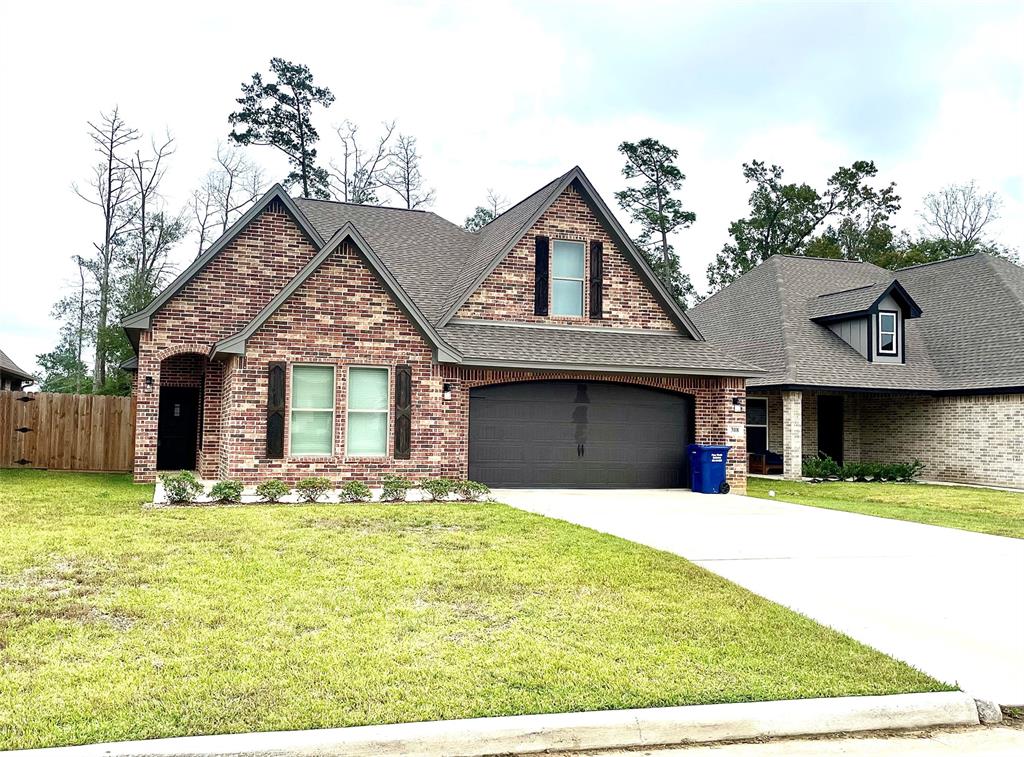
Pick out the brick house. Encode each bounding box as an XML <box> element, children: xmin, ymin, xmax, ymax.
<box><xmin>123</xmin><ymin>167</ymin><xmax>760</xmax><ymax>491</ymax></box>
<box><xmin>690</xmin><ymin>254</ymin><xmax>1024</xmax><ymax>488</ymax></box>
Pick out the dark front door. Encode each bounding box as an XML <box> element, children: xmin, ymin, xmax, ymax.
<box><xmin>468</xmin><ymin>381</ymin><xmax>694</xmax><ymax>488</ymax></box>
<box><xmin>157</xmin><ymin>387</ymin><xmax>199</xmax><ymax>471</ymax></box>
<box><xmin>817</xmin><ymin>395</ymin><xmax>844</xmax><ymax>464</ymax></box>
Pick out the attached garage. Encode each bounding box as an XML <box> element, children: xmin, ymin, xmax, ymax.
<box><xmin>468</xmin><ymin>380</ymin><xmax>694</xmax><ymax>488</ymax></box>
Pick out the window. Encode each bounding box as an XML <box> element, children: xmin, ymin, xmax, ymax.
<box><xmin>878</xmin><ymin>311</ymin><xmax>898</xmax><ymax>354</ymax></box>
<box><xmin>551</xmin><ymin>240</ymin><xmax>585</xmax><ymax>316</ymax></box>
<box><xmin>290</xmin><ymin>365</ymin><xmax>335</xmax><ymax>455</ymax></box>
<box><xmin>745</xmin><ymin>397</ymin><xmax>768</xmax><ymax>455</ymax></box>
<box><xmin>347</xmin><ymin>367</ymin><xmax>389</xmax><ymax>456</ymax></box>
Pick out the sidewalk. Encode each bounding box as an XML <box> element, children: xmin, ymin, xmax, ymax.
<box><xmin>555</xmin><ymin>726</ymin><xmax>1024</xmax><ymax>756</ymax></box>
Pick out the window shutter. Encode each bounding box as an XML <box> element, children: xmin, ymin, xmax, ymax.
<box><xmin>589</xmin><ymin>240</ymin><xmax>603</xmax><ymax>319</ymax></box>
<box><xmin>394</xmin><ymin>364</ymin><xmax>412</xmax><ymax>460</ymax></box>
<box><xmin>534</xmin><ymin>235</ymin><xmax>550</xmax><ymax>316</ymax></box>
<box><xmin>266</xmin><ymin>362</ymin><xmax>286</xmax><ymax>459</ymax></box>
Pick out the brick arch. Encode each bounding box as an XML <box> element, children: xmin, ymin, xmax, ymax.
<box><xmin>156</xmin><ymin>344</ymin><xmax>210</xmax><ymax>362</ymax></box>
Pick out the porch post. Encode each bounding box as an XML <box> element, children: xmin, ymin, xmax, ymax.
<box><xmin>782</xmin><ymin>390</ymin><xmax>803</xmax><ymax>480</ymax></box>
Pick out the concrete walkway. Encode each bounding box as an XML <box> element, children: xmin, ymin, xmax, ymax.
<box><xmin>554</xmin><ymin>727</ymin><xmax>1024</xmax><ymax>756</ymax></box>
<box><xmin>494</xmin><ymin>488</ymin><xmax>1024</xmax><ymax>704</ymax></box>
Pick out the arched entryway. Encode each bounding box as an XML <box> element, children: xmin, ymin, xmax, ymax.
<box><xmin>468</xmin><ymin>380</ymin><xmax>695</xmax><ymax>488</ymax></box>
<box><xmin>156</xmin><ymin>352</ymin><xmax>205</xmax><ymax>471</ymax></box>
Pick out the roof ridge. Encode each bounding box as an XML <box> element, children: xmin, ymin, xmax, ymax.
<box><xmin>775</xmin><ymin>254</ymin><xmax>866</xmax><ymax>263</ymax></box>
<box><xmin>815</xmin><ymin>282</ymin><xmax>878</xmax><ymax>298</ymax></box>
<box><xmin>772</xmin><ymin>257</ymin><xmax>798</xmax><ymax>384</ymax></box>
<box><xmin>895</xmin><ymin>252</ymin><xmax>979</xmax><ymax>271</ymax></box>
<box><xmin>981</xmin><ymin>253</ymin><xmax>1024</xmax><ymax>309</ymax></box>
<box><xmin>295</xmin><ymin>197</ymin><xmax>430</xmax><ymax>214</ymax></box>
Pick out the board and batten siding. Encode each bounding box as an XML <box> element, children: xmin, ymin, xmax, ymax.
<box><xmin>827</xmin><ymin>317</ymin><xmax>869</xmax><ymax>358</ymax></box>
<box><xmin>0</xmin><ymin>391</ymin><xmax>135</xmax><ymax>472</ymax></box>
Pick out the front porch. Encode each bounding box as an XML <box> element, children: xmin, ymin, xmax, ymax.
<box><xmin>745</xmin><ymin>388</ymin><xmax>1024</xmax><ymax>488</ymax></box>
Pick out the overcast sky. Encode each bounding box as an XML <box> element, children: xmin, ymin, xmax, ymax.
<box><xmin>1</xmin><ymin>0</ymin><xmax>1021</xmax><ymax>376</ymax></box>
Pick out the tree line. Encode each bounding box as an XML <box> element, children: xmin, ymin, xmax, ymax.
<box><xmin>37</xmin><ymin>57</ymin><xmax>1017</xmax><ymax>394</ymax></box>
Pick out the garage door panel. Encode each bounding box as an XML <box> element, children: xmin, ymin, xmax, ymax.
<box><xmin>469</xmin><ymin>381</ymin><xmax>693</xmax><ymax>488</ymax></box>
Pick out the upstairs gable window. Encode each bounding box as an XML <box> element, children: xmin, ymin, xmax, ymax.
<box><xmin>878</xmin><ymin>311</ymin><xmax>898</xmax><ymax>355</ymax></box>
<box><xmin>551</xmin><ymin>240</ymin><xmax>585</xmax><ymax>316</ymax></box>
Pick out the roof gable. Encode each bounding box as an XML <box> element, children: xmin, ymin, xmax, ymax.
<box><xmin>210</xmin><ymin>224</ymin><xmax>459</xmax><ymax>362</ymax></box>
<box><xmin>0</xmin><ymin>348</ymin><xmax>34</xmax><ymax>382</ymax></box>
<box><xmin>122</xmin><ymin>185</ymin><xmax>323</xmax><ymax>332</ymax></box>
<box><xmin>809</xmin><ymin>279</ymin><xmax>922</xmax><ymax>323</ymax></box>
<box><xmin>437</xmin><ymin>167</ymin><xmax>704</xmax><ymax>339</ymax></box>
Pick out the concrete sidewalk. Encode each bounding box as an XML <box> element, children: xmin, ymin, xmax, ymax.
<box><xmin>556</xmin><ymin>726</ymin><xmax>1024</xmax><ymax>756</ymax></box>
<box><xmin>495</xmin><ymin>488</ymin><xmax>1024</xmax><ymax>704</ymax></box>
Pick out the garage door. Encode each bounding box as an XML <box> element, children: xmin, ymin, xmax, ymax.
<box><xmin>468</xmin><ymin>381</ymin><xmax>694</xmax><ymax>488</ymax></box>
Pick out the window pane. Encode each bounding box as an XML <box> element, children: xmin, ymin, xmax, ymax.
<box><xmin>348</xmin><ymin>412</ymin><xmax>387</xmax><ymax>455</ymax></box>
<box><xmin>746</xmin><ymin>399</ymin><xmax>767</xmax><ymax>426</ymax></box>
<box><xmin>552</xmin><ymin>279</ymin><xmax>583</xmax><ymax>315</ymax></box>
<box><xmin>880</xmin><ymin>333</ymin><xmax>896</xmax><ymax>352</ymax></box>
<box><xmin>290</xmin><ymin>410</ymin><xmax>332</xmax><ymax>455</ymax></box>
<box><xmin>747</xmin><ymin>426</ymin><xmax>768</xmax><ymax>455</ymax></box>
<box><xmin>292</xmin><ymin>365</ymin><xmax>334</xmax><ymax>409</ymax></box>
<box><xmin>349</xmin><ymin>368</ymin><xmax>388</xmax><ymax>410</ymax></box>
<box><xmin>552</xmin><ymin>241</ymin><xmax>584</xmax><ymax>278</ymax></box>
<box><xmin>880</xmin><ymin>313</ymin><xmax>896</xmax><ymax>334</ymax></box>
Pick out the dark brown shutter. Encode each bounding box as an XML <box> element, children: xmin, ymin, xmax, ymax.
<box><xmin>394</xmin><ymin>364</ymin><xmax>412</xmax><ymax>459</ymax></box>
<box><xmin>589</xmin><ymin>240</ymin><xmax>603</xmax><ymax>319</ymax></box>
<box><xmin>534</xmin><ymin>235</ymin><xmax>550</xmax><ymax>316</ymax></box>
<box><xmin>266</xmin><ymin>362</ymin><xmax>286</xmax><ymax>458</ymax></box>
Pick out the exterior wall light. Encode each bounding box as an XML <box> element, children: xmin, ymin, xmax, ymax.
<box><xmin>442</xmin><ymin>383</ymin><xmax>453</xmax><ymax>401</ymax></box>
<box><xmin>144</xmin><ymin>376</ymin><xmax>154</xmax><ymax>394</ymax></box>
<box><xmin>731</xmin><ymin>396</ymin><xmax>744</xmax><ymax>413</ymax></box>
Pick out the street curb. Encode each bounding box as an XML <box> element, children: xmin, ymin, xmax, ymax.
<box><xmin>4</xmin><ymin>692</ymin><xmax>980</xmax><ymax>757</ymax></box>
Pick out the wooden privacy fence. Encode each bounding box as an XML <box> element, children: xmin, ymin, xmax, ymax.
<box><xmin>0</xmin><ymin>391</ymin><xmax>135</xmax><ymax>472</ymax></box>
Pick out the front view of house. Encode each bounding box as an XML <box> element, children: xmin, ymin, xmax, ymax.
<box><xmin>123</xmin><ymin>168</ymin><xmax>759</xmax><ymax>492</ymax></box>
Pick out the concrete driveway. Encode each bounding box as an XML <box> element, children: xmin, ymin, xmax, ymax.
<box><xmin>493</xmin><ymin>488</ymin><xmax>1024</xmax><ymax>705</ymax></box>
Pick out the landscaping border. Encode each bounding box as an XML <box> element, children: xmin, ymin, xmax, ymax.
<box><xmin>5</xmin><ymin>692</ymin><xmax>981</xmax><ymax>757</ymax></box>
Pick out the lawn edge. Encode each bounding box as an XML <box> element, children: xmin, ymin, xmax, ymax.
<box><xmin>5</xmin><ymin>692</ymin><xmax>980</xmax><ymax>757</ymax></box>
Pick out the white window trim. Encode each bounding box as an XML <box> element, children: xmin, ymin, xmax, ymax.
<box><xmin>346</xmin><ymin>365</ymin><xmax>391</xmax><ymax>458</ymax></box>
<box><xmin>551</xmin><ymin>239</ymin><xmax>586</xmax><ymax>317</ymax></box>
<box><xmin>745</xmin><ymin>397</ymin><xmax>768</xmax><ymax>450</ymax></box>
<box><xmin>288</xmin><ymin>363</ymin><xmax>336</xmax><ymax>457</ymax></box>
<box><xmin>877</xmin><ymin>311</ymin><xmax>899</xmax><ymax>355</ymax></box>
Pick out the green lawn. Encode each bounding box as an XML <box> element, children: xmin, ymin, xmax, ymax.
<box><xmin>1</xmin><ymin>471</ymin><xmax>946</xmax><ymax>749</ymax></box>
<box><xmin>748</xmin><ymin>476</ymin><xmax>1024</xmax><ymax>539</ymax></box>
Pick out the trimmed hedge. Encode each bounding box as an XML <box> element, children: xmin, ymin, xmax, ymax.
<box><xmin>802</xmin><ymin>456</ymin><xmax>924</xmax><ymax>482</ymax></box>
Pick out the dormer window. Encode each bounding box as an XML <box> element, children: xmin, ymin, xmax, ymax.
<box><xmin>878</xmin><ymin>311</ymin><xmax>898</xmax><ymax>355</ymax></box>
<box><xmin>551</xmin><ymin>240</ymin><xmax>585</xmax><ymax>316</ymax></box>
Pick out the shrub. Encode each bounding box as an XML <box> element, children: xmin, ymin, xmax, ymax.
<box><xmin>380</xmin><ymin>474</ymin><xmax>413</xmax><ymax>502</ymax></box>
<box><xmin>255</xmin><ymin>478</ymin><xmax>289</xmax><ymax>503</ymax></box>
<box><xmin>296</xmin><ymin>477</ymin><xmax>332</xmax><ymax>503</ymax></box>
<box><xmin>454</xmin><ymin>479</ymin><xmax>490</xmax><ymax>502</ymax></box>
<box><xmin>420</xmin><ymin>477</ymin><xmax>455</xmax><ymax>501</ymax></box>
<box><xmin>802</xmin><ymin>456</ymin><xmax>840</xmax><ymax>480</ymax></box>
<box><xmin>161</xmin><ymin>471</ymin><xmax>203</xmax><ymax>504</ymax></box>
<box><xmin>210</xmin><ymin>479</ymin><xmax>244</xmax><ymax>504</ymax></box>
<box><xmin>340</xmin><ymin>480</ymin><xmax>372</xmax><ymax>503</ymax></box>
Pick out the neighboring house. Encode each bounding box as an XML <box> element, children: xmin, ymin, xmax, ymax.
<box><xmin>0</xmin><ymin>349</ymin><xmax>34</xmax><ymax>391</ymax></box>
<box><xmin>122</xmin><ymin>167</ymin><xmax>761</xmax><ymax>491</ymax></box>
<box><xmin>690</xmin><ymin>254</ymin><xmax>1024</xmax><ymax>488</ymax></box>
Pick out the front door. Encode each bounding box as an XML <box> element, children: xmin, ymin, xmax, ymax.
<box><xmin>157</xmin><ymin>387</ymin><xmax>199</xmax><ymax>470</ymax></box>
<box><xmin>817</xmin><ymin>395</ymin><xmax>844</xmax><ymax>464</ymax></box>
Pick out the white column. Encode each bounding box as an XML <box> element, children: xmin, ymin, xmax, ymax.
<box><xmin>782</xmin><ymin>390</ymin><xmax>803</xmax><ymax>479</ymax></box>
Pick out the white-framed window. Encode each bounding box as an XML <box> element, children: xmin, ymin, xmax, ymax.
<box><xmin>745</xmin><ymin>397</ymin><xmax>768</xmax><ymax>455</ymax></box>
<box><xmin>347</xmin><ymin>366</ymin><xmax>389</xmax><ymax>456</ymax></box>
<box><xmin>289</xmin><ymin>364</ymin><xmax>335</xmax><ymax>456</ymax></box>
<box><xmin>551</xmin><ymin>240</ymin><xmax>585</xmax><ymax>316</ymax></box>
<box><xmin>878</xmin><ymin>311</ymin><xmax>898</xmax><ymax>354</ymax></box>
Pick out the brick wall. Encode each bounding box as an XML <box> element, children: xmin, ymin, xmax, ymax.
<box><xmin>456</xmin><ymin>184</ymin><xmax>677</xmax><ymax>330</ymax></box>
<box><xmin>753</xmin><ymin>388</ymin><xmax>1023</xmax><ymax>487</ymax></box>
<box><xmin>133</xmin><ymin>204</ymin><xmax>319</xmax><ymax>481</ymax></box>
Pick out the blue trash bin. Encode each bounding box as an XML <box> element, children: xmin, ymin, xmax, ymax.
<box><xmin>686</xmin><ymin>444</ymin><xmax>732</xmax><ymax>494</ymax></box>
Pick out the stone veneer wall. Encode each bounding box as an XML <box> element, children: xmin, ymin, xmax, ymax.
<box><xmin>753</xmin><ymin>388</ymin><xmax>1023</xmax><ymax>488</ymax></box>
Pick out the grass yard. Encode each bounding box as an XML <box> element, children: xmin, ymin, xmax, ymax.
<box><xmin>748</xmin><ymin>476</ymin><xmax>1024</xmax><ymax>539</ymax></box>
<box><xmin>1</xmin><ymin>471</ymin><xmax>946</xmax><ymax>749</ymax></box>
